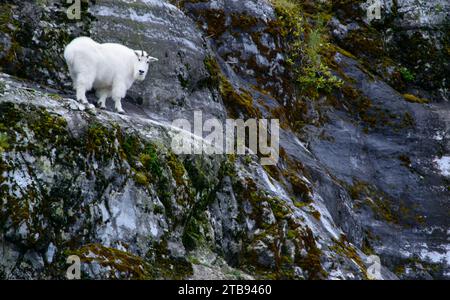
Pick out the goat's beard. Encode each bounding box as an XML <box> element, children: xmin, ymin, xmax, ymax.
<box><xmin>136</xmin><ymin>75</ymin><xmax>146</xmax><ymax>82</ymax></box>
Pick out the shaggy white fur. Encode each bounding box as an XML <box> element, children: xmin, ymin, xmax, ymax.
<box><xmin>64</xmin><ymin>37</ymin><xmax>158</xmax><ymax>114</ymax></box>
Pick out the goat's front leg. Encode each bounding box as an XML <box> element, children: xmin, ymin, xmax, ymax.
<box><xmin>112</xmin><ymin>84</ymin><xmax>126</xmax><ymax>114</ymax></box>
<box><xmin>113</xmin><ymin>97</ymin><xmax>125</xmax><ymax>114</ymax></box>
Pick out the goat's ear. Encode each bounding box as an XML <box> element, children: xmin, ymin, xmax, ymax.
<box><xmin>148</xmin><ymin>56</ymin><xmax>159</xmax><ymax>62</ymax></box>
<box><xmin>134</xmin><ymin>51</ymin><xmax>141</xmax><ymax>58</ymax></box>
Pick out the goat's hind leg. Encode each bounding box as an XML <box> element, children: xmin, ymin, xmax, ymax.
<box><xmin>75</xmin><ymin>79</ymin><xmax>90</xmax><ymax>104</ymax></box>
<box><xmin>95</xmin><ymin>89</ymin><xmax>109</xmax><ymax>110</ymax></box>
<box><xmin>74</xmin><ymin>70</ymin><xmax>94</xmax><ymax>104</ymax></box>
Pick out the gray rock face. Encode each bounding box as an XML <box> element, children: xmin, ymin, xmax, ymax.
<box><xmin>0</xmin><ymin>0</ymin><xmax>448</xmax><ymax>280</ymax></box>
<box><xmin>181</xmin><ymin>0</ymin><xmax>292</xmax><ymax>105</ymax></box>
<box><xmin>328</xmin><ymin>0</ymin><xmax>449</xmax><ymax>278</ymax></box>
<box><xmin>393</xmin><ymin>0</ymin><xmax>449</xmax><ymax>28</ymax></box>
<box><xmin>332</xmin><ymin>0</ymin><xmax>449</xmax><ymax>99</ymax></box>
<box><xmin>309</xmin><ymin>53</ymin><xmax>450</xmax><ymax>279</ymax></box>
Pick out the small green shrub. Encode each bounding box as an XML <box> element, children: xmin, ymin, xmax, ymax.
<box><xmin>399</xmin><ymin>67</ymin><xmax>415</xmax><ymax>82</ymax></box>
<box><xmin>271</xmin><ymin>1</ymin><xmax>343</xmax><ymax>98</ymax></box>
<box><xmin>0</xmin><ymin>133</ymin><xmax>9</xmax><ymax>153</ymax></box>
<box><xmin>134</xmin><ymin>171</ymin><xmax>149</xmax><ymax>186</ymax></box>
<box><xmin>140</xmin><ymin>144</ymin><xmax>162</xmax><ymax>178</ymax></box>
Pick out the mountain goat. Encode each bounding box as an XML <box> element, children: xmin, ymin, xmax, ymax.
<box><xmin>64</xmin><ymin>37</ymin><xmax>158</xmax><ymax>114</ymax></box>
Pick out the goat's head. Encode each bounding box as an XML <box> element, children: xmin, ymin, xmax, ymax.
<box><xmin>134</xmin><ymin>50</ymin><xmax>158</xmax><ymax>81</ymax></box>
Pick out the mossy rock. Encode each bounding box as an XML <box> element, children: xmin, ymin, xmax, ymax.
<box><xmin>403</xmin><ymin>93</ymin><xmax>429</xmax><ymax>104</ymax></box>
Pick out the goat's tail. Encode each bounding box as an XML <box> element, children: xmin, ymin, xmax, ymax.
<box><xmin>63</xmin><ymin>44</ymin><xmax>75</xmax><ymax>66</ymax></box>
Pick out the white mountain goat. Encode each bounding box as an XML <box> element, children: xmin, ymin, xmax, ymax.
<box><xmin>64</xmin><ymin>37</ymin><xmax>158</xmax><ymax>114</ymax></box>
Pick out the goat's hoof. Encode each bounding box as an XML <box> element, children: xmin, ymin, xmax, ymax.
<box><xmin>117</xmin><ymin>110</ymin><xmax>126</xmax><ymax>115</ymax></box>
<box><xmin>100</xmin><ymin>106</ymin><xmax>107</xmax><ymax>110</ymax></box>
